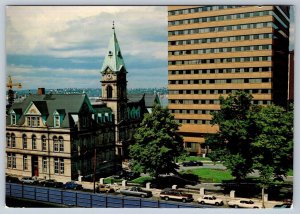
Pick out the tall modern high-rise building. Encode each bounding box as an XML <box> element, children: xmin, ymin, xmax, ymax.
<box><xmin>168</xmin><ymin>6</ymin><xmax>290</xmax><ymax>155</ymax></box>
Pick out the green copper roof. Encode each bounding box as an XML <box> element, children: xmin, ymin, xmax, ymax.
<box><xmin>101</xmin><ymin>25</ymin><xmax>126</xmax><ymax>73</ymax></box>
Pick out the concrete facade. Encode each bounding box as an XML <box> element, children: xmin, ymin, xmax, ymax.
<box><xmin>168</xmin><ymin>5</ymin><xmax>290</xmax><ymax>155</ymax></box>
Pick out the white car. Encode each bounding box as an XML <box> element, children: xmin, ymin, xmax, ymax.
<box><xmin>20</xmin><ymin>176</ymin><xmax>38</xmax><ymax>185</ymax></box>
<box><xmin>228</xmin><ymin>199</ymin><xmax>262</xmax><ymax>208</ymax></box>
<box><xmin>197</xmin><ymin>195</ymin><xmax>224</xmax><ymax>206</ymax></box>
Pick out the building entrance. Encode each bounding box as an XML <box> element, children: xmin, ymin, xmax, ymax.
<box><xmin>32</xmin><ymin>156</ymin><xmax>39</xmax><ymax>177</ymax></box>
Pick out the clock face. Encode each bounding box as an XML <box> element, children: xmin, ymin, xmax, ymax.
<box><xmin>107</xmin><ymin>74</ymin><xmax>112</xmax><ymax>80</ymax></box>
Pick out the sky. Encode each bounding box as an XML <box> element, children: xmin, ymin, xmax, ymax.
<box><xmin>6</xmin><ymin>6</ymin><xmax>295</xmax><ymax>90</ymax></box>
<box><xmin>6</xmin><ymin>6</ymin><xmax>168</xmax><ymax>89</ymax></box>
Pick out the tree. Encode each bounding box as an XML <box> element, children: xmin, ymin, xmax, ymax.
<box><xmin>206</xmin><ymin>91</ymin><xmax>255</xmax><ymax>181</ymax></box>
<box><xmin>129</xmin><ymin>105</ymin><xmax>184</xmax><ymax>178</ymax></box>
<box><xmin>251</xmin><ymin>105</ymin><xmax>293</xmax><ymax>207</ymax></box>
<box><xmin>251</xmin><ymin>104</ymin><xmax>293</xmax><ymax>180</ymax></box>
<box><xmin>207</xmin><ymin>90</ymin><xmax>293</xmax><ymax>189</ymax></box>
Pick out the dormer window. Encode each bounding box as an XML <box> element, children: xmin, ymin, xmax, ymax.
<box><xmin>24</xmin><ymin>101</ymin><xmax>46</xmax><ymax>128</ymax></box>
<box><xmin>9</xmin><ymin>109</ymin><xmax>20</xmax><ymax>125</ymax></box>
<box><xmin>108</xmin><ymin>51</ymin><xmax>113</xmax><ymax>56</ymax></box>
<box><xmin>53</xmin><ymin>111</ymin><xmax>61</xmax><ymax>128</ymax></box>
<box><xmin>11</xmin><ymin>113</ymin><xmax>16</xmax><ymax>125</ymax></box>
<box><xmin>54</xmin><ymin>115</ymin><xmax>60</xmax><ymax>127</ymax></box>
<box><xmin>27</xmin><ymin>116</ymin><xmax>40</xmax><ymax>127</ymax></box>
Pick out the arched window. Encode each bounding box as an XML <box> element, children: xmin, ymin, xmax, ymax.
<box><xmin>11</xmin><ymin>133</ymin><xmax>16</xmax><ymax>148</ymax></box>
<box><xmin>32</xmin><ymin>135</ymin><xmax>37</xmax><ymax>150</ymax></box>
<box><xmin>22</xmin><ymin>134</ymin><xmax>27</xmax><ymax>149</ymax></box>
<box><xmin>106</xmin><ymin>85</ymin><xmax>113</xmax><ymax>98</ymax></box>
<box><xmin>41</xmin><ymin>135</ymin><xmax>47</xmax><ymax>151</ymax></box>
<box><xmin>6</xmin><ymin>133</ymin><xmax>11</xmax><ymax>147</ymax></box>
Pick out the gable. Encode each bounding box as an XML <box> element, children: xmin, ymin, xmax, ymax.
<box><xmin>24</xmin><ymin>102</ymin><xmax>42</xmax><ymax>116</ymax></box>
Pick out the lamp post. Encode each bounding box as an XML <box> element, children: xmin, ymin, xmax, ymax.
<box><xmin>93</xmin><ymin>148</ymin><xmax>96</xmax><ymax>193</ymax></box>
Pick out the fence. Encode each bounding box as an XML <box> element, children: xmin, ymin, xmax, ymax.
<box><xmin>6</xmin><ymin>183</ymin><xmax>205</xmax><ymax>208</ymax></box>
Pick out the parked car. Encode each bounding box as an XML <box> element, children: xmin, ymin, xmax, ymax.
<box><xmin>159</xmin><ymin>188</ymin><xmax>194</xmax><ymax>203</ymax></box>
<box><xmin>182</xmin><ymin>161</ymin><xmax>203</xmax><ymax>167</ymax></box>
<box><xmin>96</xmin><ymin>184</ymin><xmax>115</xmax><ymax>193</ymax></box>
<box><xmin>20</xmin><ymin>176</ymin><xmax>38</xmax><ymax>185</ymax></box>
<box><xmin>120</xmin><ymin>186</ymin><xmax>152</xmax><ymax>198</ymax></box>
<box><xmin>197</xmin><ymin>195</ymin><xmax>224</xmax><ymax>206</ymax></box>
<box><xmin>39</xmin><ymin>179</ymin><xmax>63</xmax><ymax>188</ymax></box>
<box><xmin>6</xmin><ymin>175</ymin><xmax>20</xmax><ymax>183</ymax></box>
<box><xmin>273</xmin><ymin>203</ymin><xmax>292</xmax><ymax>208</ymax></box>
<box><xmin>63</xmin><ymin>181</ymin><xmax>83</xmax><ymax>190</ymax></box>
<box><xmin>228</xmin><ymin>199</ymin><xmax>262</xmax><ymax>208</ymax></box>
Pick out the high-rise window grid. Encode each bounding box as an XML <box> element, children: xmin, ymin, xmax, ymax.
<box><xmin>168</xmin><ymin>67</ymin><xmax>272</xmax><ymax>75</ymax></box>
<box><xmin>169</xmin><ymin>10</ymin><xmax>272</xmax><ymax>26</ymax></box>
<box><xmin>168</xmin><ymin>33</ymin><xmax>272</xmax><ymax>46</ymax></box>
<box><xmin>168</xmin><ymin>22</ymin><xmax>274</xmax><ymax>36</ymax></box>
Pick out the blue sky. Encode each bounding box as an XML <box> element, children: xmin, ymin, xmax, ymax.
<box><xmin>6</xmin><ymin>6</ymin><xmax>168</xmax><ymax>89</ymax></box>
<box><xmin>6</xmin><ymin>6</ymin><xmax>295</xmax><ymax>90</ymax></box>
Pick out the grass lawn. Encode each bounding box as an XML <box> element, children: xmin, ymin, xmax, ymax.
<box><xmin>188</xmin><ymin>168</ymin><xmax>233</xmax><ymax>183</ymax></box>
<box><xmin>130</xmin><ymin>176</ymin><xmax>153</xmax><ymax>184</ymax></box>
<box><xmin>104</xmin><ymin>178</ymin><xmax>123</xmax><ymax>184</ymax></box>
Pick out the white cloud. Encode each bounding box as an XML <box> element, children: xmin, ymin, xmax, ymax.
<box><xmin>6</xmin><ymin>6</ymin><xmax>167</xmax><ymax>58</ymax></box>
<box><xmin>6</xmin><ymin>6</ymin><xmax>168</xmax><ymax>89</ymax></box>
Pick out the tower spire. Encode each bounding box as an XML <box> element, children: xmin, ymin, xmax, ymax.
<box><xmin>101</xmin><ymin>23</ymin><xmax>126</xmax><ymax>73</ymax></box>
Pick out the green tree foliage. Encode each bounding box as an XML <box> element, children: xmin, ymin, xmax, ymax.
<box><xmin>207</xmin><ymin>91</ymin><xmax>255</xmax><ymax>181</ymax></box>
<box><xmin>251</xmin><ymin>104</ymin><xmax>293</xmax><ymax>181</ymax></box>
<box><xmin>129</xmin><ymin>105</ymin><xmax>184</xmax><ymax>178</ymax></box>
<box><xmin>207</xmin><ymin>91</ymin><xmax>293</xmax><ymax>183</ymax></box>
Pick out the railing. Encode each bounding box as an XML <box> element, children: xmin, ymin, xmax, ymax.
<box><xmin>6</xmin><ymin>183</ymin><xmax>206</xmax><ymax>208</ymax></box>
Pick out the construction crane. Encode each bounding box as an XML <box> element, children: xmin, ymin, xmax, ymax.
<box><xmin>6</xmin><ymin>75</ymin><xmax>22</xmax><ymax>107</ymax></box>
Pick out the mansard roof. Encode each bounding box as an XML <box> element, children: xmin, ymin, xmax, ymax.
<box><xmin>100</xmin><ymin>25</ymin><xmax>126</xmax><ymax>73</ymax></box>
<box><xmin>7</xmin><ymin>94</ymin><xmax>88</xmax><ymax>128</ymax></box>
<box><xmin>127</xmin><ymin>93</ymin><xmax>161</xmax><ymax>108</ymax></box>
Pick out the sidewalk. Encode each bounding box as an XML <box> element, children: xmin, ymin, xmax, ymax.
<box><xmin>149</xmin><ymin>187</ymin><xmax>282</xmax><ymax>208</ymax></box>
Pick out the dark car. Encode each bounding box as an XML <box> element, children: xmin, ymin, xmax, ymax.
<box><xmin>160</xmin><ymin>188</ymin><xmax>194</xmax><ymax>203</ymax></box>
<box><xmin>115</xmin><ymin>170</ymin><xmax>140</xmax><ymax>180</ymax></box>
<box><xmin>63</xmin><ymin>181</ymin><xmax>83</xmax><ymax>190</ymax></box>
<box><xmin>182</xmin><ymin>161</ymin><xmax>203</xmax><ymax>167</ymax></box>
<box><xmin>274</xmin><ymin>203</ymin><xmax>292</xmax><ymax>208</ymax></box>
<box><xmin>39</xmin><ymin>179</ymin><xmax>63</xmax><ymax>188</ymax></box>
<box><xmin>6</xmin><ymin>175</ymin><xmax>20</xmax><ymax>183</ymax></box>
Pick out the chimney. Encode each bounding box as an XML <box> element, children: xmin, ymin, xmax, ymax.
<box><xmin>38</xmin><ymin>88</ymin><xmax>45</xmax><ymax>95</ymax></box>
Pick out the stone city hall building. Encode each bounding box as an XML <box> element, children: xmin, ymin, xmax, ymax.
<box><xmin>6</xmin><ymin>25</ymin><xmax>150</xmax><ymax>182</ymax></box>
<box><xmin>168</xmin><ymin>6</ymin><xmax>290</xmax><ymax>155</ymax></box>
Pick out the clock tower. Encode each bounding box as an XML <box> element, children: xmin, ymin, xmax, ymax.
<box><xmin>100</xmin><ymin>23</ymin><xmax>128</xmax><ymax>156</ymax></box>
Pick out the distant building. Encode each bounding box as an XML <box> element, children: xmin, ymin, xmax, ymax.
<box><xmin>168</xmin><ymin>6</ymin><xmax>290</xmax><ymax>155</ymax></box>
<box><xmin>127</xmin><ymin>93</ymin><xmax>161</xmax><ymax>113</ymax></box>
